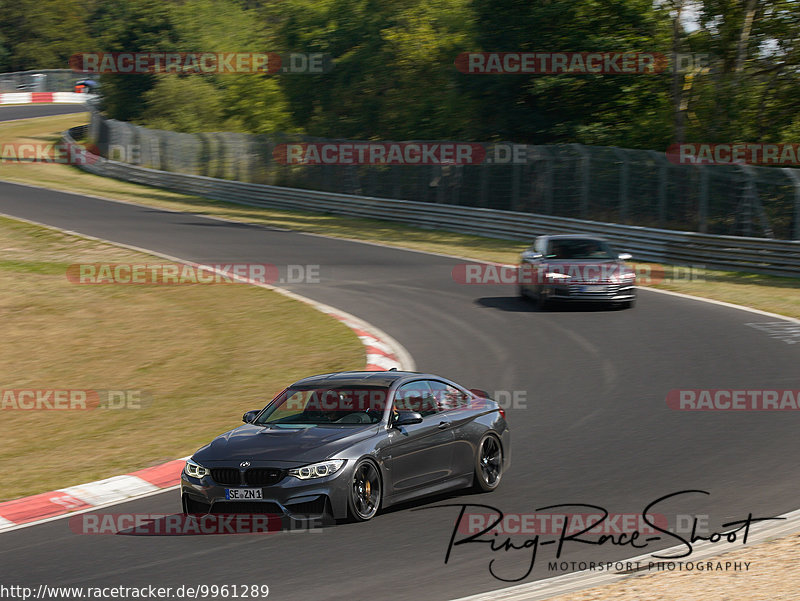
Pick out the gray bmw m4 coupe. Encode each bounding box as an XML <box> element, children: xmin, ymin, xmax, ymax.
<box><xmin>181</xmin><ymin>370</ymin><xmax>510</xmax><ymax>522</ymax></box>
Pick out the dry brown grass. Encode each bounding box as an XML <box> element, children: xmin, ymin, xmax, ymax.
<box><xmin>0</xmin><ymin>216</ymin><xmax>363</xmax><ymax>500</ymax></box>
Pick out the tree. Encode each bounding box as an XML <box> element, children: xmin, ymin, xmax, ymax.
<box><xmin>461</xmin><ymin>0</ymin><xmax>674</xmax><ymax>147</ymax></box>
<box><xmin>89</xmin><ymin>0</ymin><xmax>178</xmax><ymax>122</ymax></box>
<box><xmin>0</xmin><ymin>0</ymin><xmax>92</xmax><ymax>71</ymax></box>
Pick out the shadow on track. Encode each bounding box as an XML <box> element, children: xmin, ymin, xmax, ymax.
<box><xmin>475</xmin><ymin>296</ymin><xmax>623</xmax><ymax>312</ymax></box>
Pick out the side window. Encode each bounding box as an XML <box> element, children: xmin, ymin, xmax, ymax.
<box><xmin>394</xmin><ymin>381</ymin><xmax>438</xmax><ymax>417</ymax></box>
<box><xmin>428</xmin><ymin>380</ymin><xmax>470</xmax><ymax>412</ymax></box>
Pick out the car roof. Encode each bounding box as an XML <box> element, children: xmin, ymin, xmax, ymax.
<box><xmin>290</xmin><ymin>370</ymin><xmax>438</xmax><ymax>388</ymax></box>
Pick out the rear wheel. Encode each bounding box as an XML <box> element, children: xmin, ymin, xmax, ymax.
<box><xmin>473</xmin><ymin>434</ymin><xmax>503</xmax><ymax>492</ymax></box>
<box><xmin>347</xmin><ymin>459</ymin><xmax>382</xmax><ymax>521</ymax></box>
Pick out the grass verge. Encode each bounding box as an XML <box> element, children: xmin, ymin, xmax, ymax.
<box><xmin>0</xmin><ymin>215</ymin><xmax>363</xmax><ymax>500</ymax></box>
<box><xmin>1</xmin><ymin>113</ymin><xmax>798</xmax><ymax>320</ymax></box>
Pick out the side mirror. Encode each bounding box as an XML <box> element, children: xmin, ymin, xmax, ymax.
<box><xmin>242</xmin><ymin>410</ymin><xmax>260</xmax><ymax>423</ymax></box>
<box><xmin>393</xmin><ymin>411</ymin><xmax>423</xmax><ymax>427</ymax></box>
<box><xmin>521</xmin><ymin>251</ymin><xmax>543</xmax><ymax>262</ymax></box>
<box><xmin>618</xmin><ymin>253</ymin><xmax>633</xmax><ymax>261</ymax></box>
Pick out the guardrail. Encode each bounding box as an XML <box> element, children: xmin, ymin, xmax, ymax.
<box><xmin>87</xmin><ymin>111</ymin><xmax>800</xmax><ymax>240</ymax></box>
<box><xmin>0</xmin><ymin>69</ymin><xmax>81</xmax><ymax>93</ymax></box>
<box><xmin>64</xmin><ymin>125</ymin><xmax>800</xmax><ymax>277</ymax></box>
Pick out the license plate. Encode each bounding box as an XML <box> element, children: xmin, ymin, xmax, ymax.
<box><xmin>225</xmin><ymin>488</ymin><xmax>263</xmax><ymax>500</ymax></box>
<box><xmin>578</xmin><ymin>285</ymin><xmax>607</xmax><ymax>292</ymax></box>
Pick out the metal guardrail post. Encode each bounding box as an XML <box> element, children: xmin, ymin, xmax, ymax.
<box><xmin>649</xmin><ymin>150</ymin><xmax>668</xmax><ymax>226</ymax></box>
<box><xmin>738</xmin><ymin>164</ymin><xmax>773</xmax><ymax>238</ymax></box>
<box><xmin>511</xmin><ymin>163</ymin><xmax>521</xmax><ymax>211</ymax></box>
<box><xmin>392</xmin><ymin>165</ymin><xmax>402</xmax><ymax>200</ymax></box>
<box><xmin>534</xmin><ymin>146</ymin><xmax>554</xmax><ymax>215</ymax></box>
<box><xmin>698</xmin><ymin>166</ymin><xmax>708</xmax><ymax>233</ymax></box>
<box><xmin>785</xmin><ymin>168</ymin><xmax>800</xmax><ymax>241</ymax></box>
<box><xmin>570</xmin><ymin>144</ymin><xmax>590</xmax><ymax>219</ymax></box>
<box><xmin>611</xmin><ymin>147</ymin><xmax>629</xmax><ymax>221</ymax></box>
<box><xmin>435</xmin><ymin>165</ymin><xmax>444</xmax><ymax>203</ymax></box>
<box><xmin>480</xmin><ymin>164</ymin><xmax>489</xmax><ymax>208</ymax></box>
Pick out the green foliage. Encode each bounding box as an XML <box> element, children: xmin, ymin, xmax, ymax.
<box><xmin>222</xmin><ymin>74</ymin><xmax>293</xmax><ymax>134</ymax></box>
<box><xmin>90</xmin><ymin>0</ymin><xmax>179</xmax><ymax>121</ymax></box>
<box><xmin>0</xmin><ymin>0</ymin><xmax>92</xmax><ymax>71</ymax></box>
<box><xmin>675</xmin><ymin>0</ymin><xmax>800</xmax><ymax>144</ymax></box>
<box><xmin>1</xmin><ymin>0</ymin><xmax>798</xmax><ymax>150</ymax></box>
<box><xmin>138</xmin><ymin>75</ymin><xmax>228</xmax><ymax>132</ymax></box>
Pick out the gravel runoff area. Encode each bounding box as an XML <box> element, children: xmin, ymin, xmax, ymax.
<box><xmin>548</xmin><ymin>527</ymin><xmax>800</xmax><ymax>601</ymax></box>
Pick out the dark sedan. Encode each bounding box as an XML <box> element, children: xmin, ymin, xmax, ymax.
<box><xmin>518</xmin><ymin>234</ymin><xmax>637</xmax><ymax>309</ymax></box>
<box><xmin>181</xmin><ymin>370</ymin><xmax>510</xmax><ymax>522</ymax></box>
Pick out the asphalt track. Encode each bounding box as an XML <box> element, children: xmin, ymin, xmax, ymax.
<box><xmin>1</xmin><ymin>106</ymin><xmax>799</xmax><ymax>600</ymax></box>
<box><xmin>0</xmin><ymin>104</ymin><xmax>88</xmax><ymax>120</ymax></box>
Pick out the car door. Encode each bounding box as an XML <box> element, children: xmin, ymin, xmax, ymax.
<box><xmin>386</xmin><ymin>380</ymin><xmax>455</xmax><ymax>495</ymax></box>
<box><xmin>428</xmin><ymin>379</ymin><xmax>478</xmax><ymax>477</ymax></box>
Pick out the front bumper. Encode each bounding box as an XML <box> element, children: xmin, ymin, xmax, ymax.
<box><xmin>542</xmin><ymin>282</ymin><xmax>636</xmax><ymax>302</ymax></box>
<box><xmin>180</xmin><ymin>462</ymin><xmax>353</xmax><ymax>520</ymax></box>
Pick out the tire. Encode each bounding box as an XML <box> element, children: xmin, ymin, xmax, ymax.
<box><xmin>347</xmin><ymin>459</ymin><xmax>382</xmax><ymax>521</ymax></box>
<box><xmin>473</xmin><ymin>434</ymin><xmax>504</xmax><ymax>492</ymax></box>
<box><xmin>535</xmin><ymin>288</ymin><xmax>550</xmax><ymax>310</ymax></box>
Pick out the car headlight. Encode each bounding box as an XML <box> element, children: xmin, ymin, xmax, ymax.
<box><xmin>288</xmin><ymin>459</ymin><xmax>345</xmax><ymax>480</ymax></box>
<box><xmin>545</xmin><ymin>272</ymin><xmax>571</xmax><ymax>282</ymax></box>
<box><xmin>185</xmin><ymin>458</ymin><xmax>211</xmax><ymax>479</ymax></box>
<box><xmin>612</xmin><ymin>272</ymin><xmax>636</xmax><ymax>283</ymax></box>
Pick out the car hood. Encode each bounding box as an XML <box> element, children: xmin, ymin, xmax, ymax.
<box><xmin>192</xmin><ymin>423</ymin><xmax>378</xmax><ymax>465</ymax></box>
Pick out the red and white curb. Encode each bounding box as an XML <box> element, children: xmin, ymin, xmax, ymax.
<box><xmin>0</xmin><ymin>92</ymin><xmax>92</xmax><ymax>105</ymax></box>
<box><xmin>0</xmin><ymin>459</ymin><xmax>189</xmax><ymax>531</ymax></box>
<box><xmin>0</xmin><ymin>212</ymin><xmax>414</xmax><ymax>534</ymax></box>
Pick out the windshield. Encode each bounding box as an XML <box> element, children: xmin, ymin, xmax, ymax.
<box><xmin>255</xmin><ymin>386</ymin><xmax>390</xmax><ymax>426</ymax></box>
<box><xmin>546</xmin><ymin>239</ymin><xmax>617</xmax><ymax>260</ymax></box>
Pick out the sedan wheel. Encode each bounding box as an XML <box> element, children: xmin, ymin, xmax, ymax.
<box><xmin>535</xmin><ymin>288</ymin><xmax>550</xmax><ymax>310</ymax></box>
<box><xmin>348</xmin><ymin>459</ymin><xmax>382</xmax><ymax>521</ymax></box>
<box><xmin>473</xmin><ymin>434</ymin><xmax>503</xmax><ymax>492</ymax></box>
